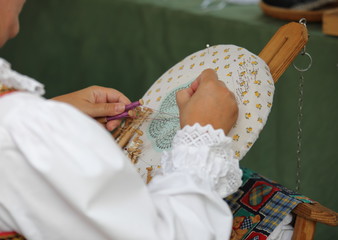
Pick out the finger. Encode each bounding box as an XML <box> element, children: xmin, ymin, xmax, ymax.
<box><xmin>201</xmin><ymin>68</ymin><xmax>218</xmax><ymax>81</ymax></box>
<box><xmin>190</xmin><ymin>78</ymin><xmax>200</xmax><ymax>93</ymax></box>
<box><xmin>92</xmin><ymin>86</ymin><xmax>131</xmax><ymax>104</ymax></box>
<box><xmin>96</xmin><ymin>117</ymin><xmax>107</xmax><ymax>124</ymax></box>
<box><xmin>106</xmin><ymin>90</ymin><xmax>130</xmax><ymax>105</ymax></box>
<box><xmin>106</xmin><ymin>120</ymin><xmax>122</xmax><ymax>131</ymax></box>
<box><xmin>176</xmin><ymin>88</ymin><xmax>193</xmax><ymax>110</ymax></box>
<box><xmin>89</xmin><ymin>102</ymin><xmax>126</xmax><ymax>118</ymax></box>
<box><xmin>199</xmin><ymin>69</ymin><xmax>230</xmax><ymax>93</ymax></box>
<box><xmin>192</xmin><ymin>69</ymin><xmax>218</xmax><ymax>92</ymax></box>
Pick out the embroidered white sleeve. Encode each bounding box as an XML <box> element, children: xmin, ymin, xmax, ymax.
<box><xmin>161</xmin><ymin>123</ymin><xmax>242</xmax><ymax>198</ymax></box>
<box><xmin>0</xmin><ymin>58</ymin><xmax>45</xmax><ymax>95</ymax></box>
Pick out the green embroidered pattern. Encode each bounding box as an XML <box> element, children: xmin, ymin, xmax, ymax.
<box><xmin>147</xmin><ymin>81</ymin><xmax>192</xmax><ymax>151</ymax></box>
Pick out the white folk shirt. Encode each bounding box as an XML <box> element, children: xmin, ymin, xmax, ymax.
<box><xmin>0</xmin><ymin>58</ymin><xmax>242</xmax><ymax>240</ymax></box>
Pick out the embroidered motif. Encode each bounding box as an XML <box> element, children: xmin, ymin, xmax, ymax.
<box><xmin>147</xmin><ymin>82</ymin><xmax>190</xmax><ymax>151</ymax></box>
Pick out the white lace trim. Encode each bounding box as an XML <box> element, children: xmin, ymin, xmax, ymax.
<box><xmin>0</xmin><ymin>58</ymin><xmax>45</xmax><ymax>95</ymax></box>
<box><xmin>161</xmin><ymin>123</ymin><xmax>242</xmax><ymax>198</ymax></box>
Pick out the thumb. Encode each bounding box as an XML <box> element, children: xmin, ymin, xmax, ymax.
<box><xmin>176</xmin><ymin>87</ymin><xmax>194</xmax><ymax>110</ymax></box>
<box><xmin>89</xmin><ymin>102</ymin><xmax>126</xmax><ymax>118</ymax></box>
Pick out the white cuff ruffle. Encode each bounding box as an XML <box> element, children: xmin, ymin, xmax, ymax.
<box><xmin>0</xmin><ymin>58</ymin><xmax>45</xmax><ymax>95</ymax></box>
<box><xmin>161</xmin><ymin>123</ymin><xmax>242</xmax><ymax>198</ymax></box>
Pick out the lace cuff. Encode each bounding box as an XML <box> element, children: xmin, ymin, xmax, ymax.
<box><xmin>161</xmin><ymin>123</ymin><xmax>242</xmax><ymax>198</ymax></box>
<box><xmin>0</xmin><ymin>58</ymin><xmax>45</xmax><ymax>95</ymax></box>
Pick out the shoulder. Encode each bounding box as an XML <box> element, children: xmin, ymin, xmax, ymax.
<box><xmin>0</xmin><ymin>58</ymin><xmax>45</xmax><ymax>95</ymax></box>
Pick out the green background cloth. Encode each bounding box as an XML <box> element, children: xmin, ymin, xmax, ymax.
<box><xmin>1</xmin><ymin>0</ymin><xmax>337</xmax><ymax>238</ymax></box>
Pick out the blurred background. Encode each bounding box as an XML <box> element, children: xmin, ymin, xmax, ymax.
<box><xmin>0</xmin><ymin>0</ymin><xmax>337</xmax><ymax>238</ymax></box>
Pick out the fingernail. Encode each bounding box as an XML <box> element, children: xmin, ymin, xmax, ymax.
<box><xmin>115</xmin><ymin>103</ymin><xmax>125</xmax><ymax>113</ymax></box>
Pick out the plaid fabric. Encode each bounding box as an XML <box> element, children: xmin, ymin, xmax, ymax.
<box><xmin>257</xmin><ymin>192</ymin><xmax>299</xmax><ymax>232</ymax></box>
<box><xmin>226</xmin><ymin>189</ymin><xmax>244</xmax><ymax>212</ymax></box>
<box><xmin>224</xmin><ymin>168</ymin><xmax>313</xmax><ymax>240</ymax></box>
<box><xmin>249</xmin><ymin>185</ymin><xmax>273</xmax><ymax>206</ymax></box>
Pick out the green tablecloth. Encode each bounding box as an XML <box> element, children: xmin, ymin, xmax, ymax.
<box><xmin>1</xmin><ymin>0</ymin><xmax>337</xmax><ymax>238</ymax></box>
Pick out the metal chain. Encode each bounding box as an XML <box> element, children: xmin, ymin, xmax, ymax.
<box><xmin>293</xmin><ymin>18</ymin><xmax>312</xmax><ymax>192</ymax></box>
<box><xmin>295</xmin><ymin>72</ymin><xmax>304</xmax><ymax>192</ymax></box>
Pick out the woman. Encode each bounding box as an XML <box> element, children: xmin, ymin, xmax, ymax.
<box><xmin>0</xmin><ymin>0</ymin><xmax>242</xmax><ymax>239</ymax></box>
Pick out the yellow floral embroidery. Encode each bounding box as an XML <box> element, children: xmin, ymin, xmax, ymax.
<box><xmin>212</xmin><ymin>58</ymin><xmax>219</xmax><ymax>63</ymax></box>
<box><xmin>233</xmin><ymin>134</ymin><xmax>240</xmax><ymax>141</ymax></box>
<box><xmin>255</xmin><ymin>91</ymin><xmax>261</xmax><ymax>97</ymax></box>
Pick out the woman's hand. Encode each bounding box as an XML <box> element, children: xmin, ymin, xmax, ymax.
<box><xmin>52</xmin><ymin>86</ymin><xmax>131</xmax><ymax>131</ymax></box>
<box><xmin>176</xmin><ymin>69</ymin><xmax>238</xmax><ymax>135</ymax></box>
